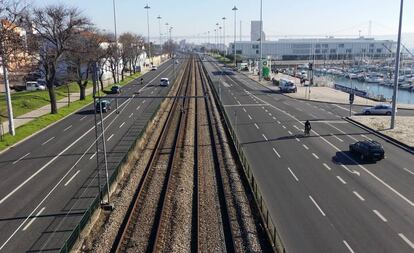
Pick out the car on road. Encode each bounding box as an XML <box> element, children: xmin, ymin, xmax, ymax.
<box><xmin>95</xmin><ymin>100</ymin><xmax>111</xmax><ymax>113</ymax></box>
<box><xmin>151</xmin><ymin>65</ymin><xmax>158</xmax><ymax>71</ymax></box>
<box><xmin>160</xmin><ymin>78</ymin><xmax>170</xmax><ymax>87</ymax></box>
<box><xmin>111</xmin><ymin>85</ymin><xmax>121</xmax><ymax>94</ymax></box>
<box><xmin>26</xmin><ymin>81</ymin><xmax>46</xmax><ymax>91</ymax></box>
<box><xmin>361</xmin><ymin>104</ymin><xmax>393</xmax><ymax>115</ymax></box>
<box><xmin>349</xmin><ymin>140</ymin><xmax>385</xmax><ymax>162</ymax></box>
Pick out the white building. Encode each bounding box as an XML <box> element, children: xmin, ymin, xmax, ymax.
<box><xmin>251</xmin><ymin>21</ymin><xmax>265</xmax><ymax>42</ymax></box>
<box><xmin>230</xmin><ymin>37</ymin><xmax>394</xmax><ymax>60</ymax></box>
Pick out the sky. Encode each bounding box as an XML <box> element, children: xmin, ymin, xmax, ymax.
<box><xmin>31</xmin><ymin>0</ymin><xmax>414</xmax><ymax>45</ymax></box>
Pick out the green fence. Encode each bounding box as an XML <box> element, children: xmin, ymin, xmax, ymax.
<box><xmin>201</xmin><ymin>63</ymin><xmax>286</xmax><ymax>253</ymax></box>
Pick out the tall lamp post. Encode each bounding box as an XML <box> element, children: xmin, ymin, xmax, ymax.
<box><xmin>144</xmin><ymin>4</ymin><xmax>151</xmax><ymax>64</ymax></box>
<box><xmin>157</xmin><ymin>15</ymin><xmax>162</xmax><ymax>52</ymax></box>
<box><xmin>222</xmin><ymin>17</ymin><xmax>226</xmax><ymax>55</ymax></box>
<box><xmin>391</xmin><ymin>0</ymin><xmax>404</xmax><ymax>129</ymax></box>
<box><xmin>219</xmin><ymin>26</ymin><xmax>222</xmax><ymax>54</ymax></box>
<box><xmin>215</xmin><ymin>23</ymin><xmax>219</xmax><ymax>54</ymax></box>
<box><xmin>232</xmin><ymin>6</ymin><xmax>238</xmax><ymax>67</ymax></box>
<box><xmin>112</xmin><ymin>0</ymin><xmax>119</xmax><ymax>83</ymax></box>
<box><xmin>259</xmin><ymin>0</ymin><xmax>263</xmax><ymax>81</ymax></box>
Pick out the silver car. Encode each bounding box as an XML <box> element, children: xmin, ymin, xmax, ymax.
<box><xmin>361</xmin><ymin>104</ymin><xmax>393</xmax><ymax>115</ymax></box>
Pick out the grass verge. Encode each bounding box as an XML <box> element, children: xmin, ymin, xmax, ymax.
<box><xmin>0</xmin><ymin>72</ymin><xmax>141</xmax><ymax>151</ymax></box>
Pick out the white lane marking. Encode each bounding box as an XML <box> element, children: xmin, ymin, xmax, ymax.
<box><xmin>0</xmin><ymin>61</ymin><xmax>174</xmax><ymax>250</ymax></box>
<box><xmin>265</xmin><ymin>109</ymin><xmax>268</xmax><ymax>113</ymax></box>
<box><xmin>12</xmin><ymin>153</ymin><xmax>31</xmax><ymax>165</ymax></box>
<box><xmin>129</xmin><ymin>112</ymin><xmax>134</xmax><ymax>118</ymax></box>
<box><xmin>63</xmin><ymin>125</ymin><xmax>72</xmax><ymax>132</ymax></box>
<box><xmin>107</xmin><ymin>134</ymin><xmax>114</xmax><ymax>142</ymax></box>
<box><xmin>273</xmin><ymin>148</ymin><xmax>281</xmax><ymax>158</ymax></box>
<box><xmin>277</xmin><ymin>121</ymin><xmax>281</xmax><ymax>124</ymax></box>
<box><xmin>89</xmin><ymin>152</ymin><xmax>97</xmax><ymax>160</ymax></box>
<box><xmin>262</xmin><ymin>134</ymin><xmax>268</xmax><ymax>141</ymax></box>
<box><xmin>64</xmin><ymin>170</ymin><xmax>80</xmax><ymax>187</ymax></box>
<box><xmin>272</xmin><ymin>116</ymin><xmax>277</xmax><ymax>120</ymax></box>
<box><xmin>297</xmin><ymin>108</ymin><xmax>303</xmax><ymax>112</ymax></box>
<box><xmin>330</xmin><ymin>133</ymin><xmax>344</xmax><ymax>142</ymax></box>
<box><xmin>282</xmin><ymin>125</ymin><xmax>286</xmax><ymax>129</ymax></box>
<box><xmin>293</xmin><ymin>125</ymin><xmax>301</xmax><ymax>131</ymax></box>
<box><xmin>150</xmin><ymin>90</ymin><xmax>154</xmax><ymax>94</ymax></box>
<box><xmin>295</xmin><ymin>138</ymin><xmax>301</xmax><ymax>142</ymax></box>
<box><xmin>309</xmin><ymin>195</ymin><xmax>326</xmax><ymax>216</ymax></box>
<box><xmin>312</xmin><ymin>153</ymin><xmax>320</xmax><ymax>159</ymax></box>
<box><xmin>353</xmin><ymin>191</ymin><xmax>365</xmax><ymax>201</ymax></box>
<box><xmin>403</xmin><ymin>168</ymin><xmax>414</xmax><ymax>176</ymax></box>
<box><xmin>288</xmin><ymin>131</ymin><xmax>293</xmax><ymax>135</ymax></box>
<box><xmin>254</xmin><ymin>123</ymin><xmax>260</xmax><ymax>129</ymax></box>
<box><xmin>288</xmin><ymin>167</ymin><xmax>299</xmax><ymax>182</ymax></box>
<box><xmin>136</xmin><ymin>105</ymin><xmax>141</xmax><ymax>110</ymax></box>
<box><xmin>142</xmin><ymin>99</ymin><xmax>146</xmax><ymax>104</ymax></box>
<box><xmin>243</xmin><ymin>107</ymin><xmax>247</xmax><ymax>112</ymax></box>
<box><xmin>323</xmin><ymin>163</ymin><xmax>332</xmax><ymax>171</ymax></box>
<box><xmin>248</xmin><ymin>114</ymin><xmax>253</xmax><ymax>120</ymax></box>
<box><xmin>326</xmin><ymin>122</ymin><xmax>359</xmax><ymax>141</ymax></box>
<box><xmin>343</xmin><ymin>240</ymin><xmax>355</xmax><ymax>253</ymax></box>
<box><xmin>80</xmin><ymin>116</ymin><xmax>87</xmax><ymax>121</ymax></box>
<box><xmin>336</xmin><ymin>176</ymin><xmax>347</xmax><ymax>184</ymax></box>
<box><xmin>22</xmin><ymin>207</ymin><xmax>45</xmax><ymax>231</ymax></box>
<box><xmin>309</xmin><ymin>113</ymin><xmax>317</xmax><ymax>118</ymax></box>
<box><xmin>268</xmin><ymin>113</ymin><xmax>272</xmax><ymax>116</ymax></box>
<box><xmin>328</xmin><ymin>111</ymin><xmax>334</xmax><ymax>115</ymax></box>
<box><xmin>373</xmin><ymin>210</ymin><xmax>388</xmax><ymax>222</ymax></box>
<box><xmin>399</xmin><ymin>233</ymin><xmax>414</xmax><ymax>249</ymax></box>
<box><xmin>237</xmin><ymin>100</ymin><xmax>242</xmax><ymax>105</ymax></box>
<box><xmin>302</xmin><ymin>144</ymin><xmax>309</xmax><ymax>150</ymax></box>
<box><xmin>41</xmin><ymin>136</ymin><xmax>55</xmax><ymax>146</ymax></box>
<box><xmin>119</xmin><ymin>122</ymin><xmax>125</xmax><ymax>128</ymax></box>
<box><xmin>339</xmin><ymin>163</ymin><xmax>361</xmax><ymax>176</ymax></box>
<box><xmin>361</xmin><ymin>134</ymin><xmax>373</xmax><ymax>141</ymax></box>
<box><xmin>233</xmin><ymin>77</ymin><xmax>414</xmax><ymax>208</ymax></box>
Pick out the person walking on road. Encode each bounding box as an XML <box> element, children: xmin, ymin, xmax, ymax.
<box><xmin>304</xmin><ymin>120</ymin><xmax>311</xmax><ymax>136</ymax></box>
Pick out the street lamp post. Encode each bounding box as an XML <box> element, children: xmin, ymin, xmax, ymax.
<box><xmin>112</xmin><ymin>0</ymin><xmax>119</xmax><ymax>83</ymax></box>
<box><xmin>157</xmin><ymin>15</ymin><xmax>162</xmax><ymax>52</ymax></box>
<box><xmin>259</xmin><ymin>0</ymin><xmax>263</xmax><ymax>81</ymax></box>
<box><xmin>144</xmin><ymin>4</ymin><xmax>151</xmax><ymax>64</ymax></box>
<box><xmin>232</xmin><ymin>6</ymin><xmax>238</xmax><ymax>67</ymax></box>
<box><xmin>219</xmin><ymin>26</ymin><xmax>222</xmax><ymax>54</ymax></box>
<box><xmin>391</xmin><ymin>0</ymin><xmax>404</xmax><ymax>129</ymax></box>
<box><xmin>222</xmin><ymin>17</ymin><xmax>226</xmax><ymax>55</ymax></box>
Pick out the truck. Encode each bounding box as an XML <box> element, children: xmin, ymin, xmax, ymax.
<box><xmin>279</xmin><ymin>79</ymin><xmax>297</xmax><ymax>93</ymax></box>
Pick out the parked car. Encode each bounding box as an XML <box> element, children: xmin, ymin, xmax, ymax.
<box><xmin>160</xmin><ymin>78</ymin><xmax>170</xmax><ymax>87</ymax></box>
<box><xmin>361</xmin><ymin>104</ymin><xmax>393</xmax><ymax>115</ymax></box>
<box><xmin>349</xmin><ymin>140</ymin><xmax>385</xmax><ymax>162</ymax></box>
<box><xmin>95</xmin><ymin>100</ymin><xmax>111</xmax><ymax>113</ymax></box>
<box><xmin>279</xmin><ymin>79</ymin><xmax>297</xmax><ymax>93</ymax></box>
<box><xmin>26</xmin><ymin>81</ymin><xmax>46</xmax><ymax>91</ymax></box>
<box><xmin>110</xmin><ymin>85</ymin><xmax>121</xmax><ymax>94</ymax></box>
<box><xmin>151</xmin><ymin>65</ymin><xmax>158</xmax><ymax>71</ymax></box>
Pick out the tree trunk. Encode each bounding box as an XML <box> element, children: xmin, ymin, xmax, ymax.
<box><xmin>99</xmin><ymin>72</ymin><xmax>104</xmax><ymax>90</ymax></box>
<box><xmin>48</xmin><ymin>86</ymin><xmax>58</xmax><ymax>114</ymax></box>
<box><xmin>121</xmin><ymin>68</ymin><xmax>125</xmax><ymax>81</ymax></box>
<box><xmin>79</xmin><ymin>85</ymin><xmax>86</xmax><ymax>100</ymax></box>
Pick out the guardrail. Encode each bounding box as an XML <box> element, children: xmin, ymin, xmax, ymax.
<box><xmin>200</xmin><ymin>62</ymin><xmax>286</xmax><ymax>253</ymax></box>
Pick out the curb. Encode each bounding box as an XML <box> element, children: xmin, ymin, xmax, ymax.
<box><xmin>344</xmin><ymin>116</ymin><xmax>414</xmax><ymax>155</ymax></box>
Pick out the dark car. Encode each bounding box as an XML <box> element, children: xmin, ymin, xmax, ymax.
<box><xmin>95</xmin><ymin>100</ymin><xmax>111</xmax><ymax>113</ymax></box>
<box><xmin>349</xmin><ymin>140</ymin><xmax>385</xmax><ymax>162</ymax></box>
<box><xmin>111</xmin><ymin>85</ymin><xmax>121</xmax><ymax>94</ymax></box>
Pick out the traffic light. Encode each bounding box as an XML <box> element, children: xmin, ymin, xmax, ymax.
<box><xmin>349</xmin><ymin>93</ymin><xmax>355</xmax><ymax>104</ymax></box>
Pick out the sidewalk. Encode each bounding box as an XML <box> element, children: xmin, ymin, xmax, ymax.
<box><xmin>242</xmin><ymin>71</ymin><xmax>414</xmax><ymax>110</ymax></box>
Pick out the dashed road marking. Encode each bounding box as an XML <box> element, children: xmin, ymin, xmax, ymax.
<box><xmin>254</xmin><ymin>123</ymin><xmax>260</xmax><ymax>129</ymax></box>
<box><xmin>64</xmin><ymin>170</ymin><xmax>80</xmax><ymax>187</ymax></box>
<box><xmin>373</xmin><ymin>210</ymin><xmax>388</xmax><ymax>222</ymax></box>
<box><xmin>282</xmin><ymin>125</ymin><xmax>286</xmax><ymax>129</ymax></box>
<box><xmin>343</xmin><ymin>240</ymin><xmax>355</xmax><ymax>253</ymax></box>
<box><xmin>399</xmin><ymin>233</ymin><xmax>414</xmax><ymax>249</ymax></box>
<box><xmin>129</xmin><ymin>113</ymin><xmax>134</xmax><ymax>118</ymax></box>
<box><xmin>288</xmin><ymin>131</ymin><xmax>293</xmax><ymax>135</ymax></box>
<box><xmin>262</xmin><ymin>134</ymin><xmax>268</xmax><ymax>141</ymax></box>
<box><xmin>80</xmin><ymin>116</ymin><xmax>87</xmax><ymax>121</ymax></box>
<box><xmin>288</xmin><ymin>167</ymin><xmax>299</xmax><ymax>182</ymax></box>
<box><xmin>119</xmin><ymin>122</ymin><xmax>125</xmax><ymax>128</ymax></box>
<box><xmin>323</xmin><ymin>163</ymin><xmax>332</xmax><ymax>171</ymax></box>
<box><xmin>309</xmin><ymin>195</ymin><xmax>326</xmax><ymax>216</ymax></box>
<box><xmin>41</xmin><ymin>137</ymin><xmax>55</xmax><ymax>146</ymax></box>
<box><xmin>336</xmin><ymin>176</ymin><xmax>347</xmax><ymax>184</ymax></box>
<box><xmin>248</xmin><ymin>114</ymin><xmax>253</xmax><ymax>120</ymax></box>
<box><xmin>312</xmin><ymin>153</ymin><xmax>320</xmax><ymax>159</ymax></box>
<box><xmin>361</xmin><ymin>134</ymin><xmax>373</xmax><ymax>141</ymax></box>
<box><xmin>330</xmin><ymin>133</ymin><xmax>344</xmax><ymax>142</ymax></box>
<box><xmin>107</xmin><ymin>134</ymin><xmax>114</xmax><ymax>141</ymax></box>
<box><xmin>295</xmin><ymin>138</ymin><xmax>301</xmax><ymax>142</ymax></box>
<box><xmin>13</xmin><ymin>153</ymin><xmax>31</xmax><ymax>165</ymax></box>
<box><xmin>302</xmin><ymin>144</ymin><xmax>309</xmax><ymax>150</ymax></box>
<box><xmin>63</xmin><ymin>125</ymin><xmax>72</xmax><ymax>132</ymax></box>
<box><xmin>273</xmin><ymin>148</ymin><xmax>281</xmax><ymax>158</ymax></box>
<box><xmin>89</xmin><ymin>152</ymin><xmax>97</xmax><ymax>160</ymax></box>
<box><xmin>243</xmin><ymin>107</ymin><xmax>247</xmax><ymax>112</ymax></box>
<box><xmin>136</xmin><ymin>105</ymin><xmax>141</xmax><ymax>110</ymax></box>
<box><xmin>353</xmin><ymin>191</ymin><xmax>365</xmax><ymax>201</ymax></box>
<box><xmin>403</xmin><ymin>168</ymin><xmax>414</xmax><ymax>176</ymax></box>
<box><xmin>22</xmin><ymin>207</ymin><xmax>45</xmax><ymax>231</ymax></box>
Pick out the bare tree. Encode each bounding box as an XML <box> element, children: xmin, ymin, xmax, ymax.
<box><xmin>66</xmin><ymin>28</ymin><xmax>103</xmax><ymax>100</ymax></box>
<box><xmin>25</xmin><ymin>4</ymin><xmax>90</xmax><ymax>114</ymax></box>
<box><xmin>119</xmin><ymin>32</ymin><xmax>136</xmax><ymax>81</ymax></box>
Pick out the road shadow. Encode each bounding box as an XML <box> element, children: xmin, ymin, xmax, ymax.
<box><xmin>76</xmin><ymin>109</ymin><xmax>95</xmax><ymax>115</ymax></box>
<box><xmin>333</xmin><ymin>151</ymin><xmax>376</xmax><ymax>165</ymax></box>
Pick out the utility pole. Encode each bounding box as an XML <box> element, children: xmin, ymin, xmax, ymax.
<box><xmin>391</xmin><ymin>0</ymin><xmax>404</xmax><ymax>129</ymax></box>
<box><xmin>144</xmin><ymin>4</ymin><xmax>151</xmax><ymax>64</ymax></box>
<box><xmin>222</xmin><ymin>17</ymin><xmax>226</xmax><ymax>55</ymax></box>
<box><xmin>232</xmin><ymin>6</ymin><xmax>238</xmax><ymax>67</ymax></box>
<box><xmin>112</xmin><ymin>0</ymin><xmax>119</xmax><ymax>83</ymax></box>
<box><xmin>259</xmin><ymin>0</ymin><xmax>263</xmax><ymax>81</ymax></box>
<box><xmin>157</xmin><ymin>15</ymin><xmax>162</xmax><ymax>52</ymax></box>
<box><xmin>0</xmin><ymin>48</ymin><xmax>15</xmax><ymax>136</ymax></box>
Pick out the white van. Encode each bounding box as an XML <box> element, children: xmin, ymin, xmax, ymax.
<box><xmin>26</xmin><ymin>81</ymin><xmax>46</xmax><ymax>91</ymax></box>
<box><xmin>279</xmin><ymin>79</ymin><xmax>297</xmax><ymax>93</ymax></box>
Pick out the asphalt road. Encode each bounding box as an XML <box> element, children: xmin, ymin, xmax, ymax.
<box><xmin>203</xmin><ymin>56</ymin><xmax>414</xmax><ymax>253</ymax></box>
<box><xmin>0</xmin><ymin>58</ymin><xmax>185</xmax><ymax>252</ymax></box>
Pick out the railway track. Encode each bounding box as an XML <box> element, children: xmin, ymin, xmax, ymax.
<box><xmin>111</xmin><ymin>54</ymin><xmax>272</xmax><ymax>253</ymax></box>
